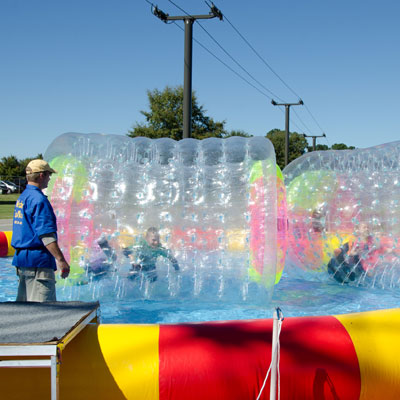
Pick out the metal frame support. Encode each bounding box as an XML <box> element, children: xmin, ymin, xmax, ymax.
<box><xmin>0</xmin><ymin>345</ymin><xmax>59</xmax><ymax>400</ymax></box>
<box><xmin>0</xmin><ymin>308</ymin><xmax>98</xmax><ymax>400</ymax></box>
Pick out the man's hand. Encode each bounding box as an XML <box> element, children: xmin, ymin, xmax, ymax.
<box><xmin>45</xmin><ymin>240</ymin><xmax>70</xmax><ymax>279</ymax></box>
<box><xmin>57</xmin><ymin>260</ymin><xmax>70</xmax><ymax>279</ymax></box>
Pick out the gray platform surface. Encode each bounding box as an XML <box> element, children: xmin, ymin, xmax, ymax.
<box><xmin>0</xmin><ymin>301</ymin><xmax>99</xmax><ymax>345</ymax></box>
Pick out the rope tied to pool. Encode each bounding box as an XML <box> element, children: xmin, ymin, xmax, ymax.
<box><xmin>257</xmin><ymin>307</ymin><xmax>284</xmax><ymax>400</ymax></box>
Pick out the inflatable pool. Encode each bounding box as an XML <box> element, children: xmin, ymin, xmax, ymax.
<box><xmin>3</xmin><ymin>135</ymin><xmax>400</xmax><ymax>399</ymax></box>
<box><xmin>0</xmin><ymin>230</ymin><xmax>14</xmax><ymax>257</ymax></box>
<box><xmin>1</xmin><ymin>307</ymin><xmax>400</xmax><ymax>399</ymax></box>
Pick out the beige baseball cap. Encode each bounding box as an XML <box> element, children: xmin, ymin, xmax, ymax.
<box><xmin>26</xmin><ymin>159</ymin><xmax>57</xmax><ymax>174</ymax></box>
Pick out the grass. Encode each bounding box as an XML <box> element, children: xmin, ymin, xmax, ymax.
<box><xmin>0</xmin><ymin>194</ymin><xmax>19</xmax><ymax>219</ymax></box>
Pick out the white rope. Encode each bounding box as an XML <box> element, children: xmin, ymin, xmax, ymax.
<box><xmin>256</xmin><ymin>317</ymin><xmax>283</xmax><ymax>400</ymax></box>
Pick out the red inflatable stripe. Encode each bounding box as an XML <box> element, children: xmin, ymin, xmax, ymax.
<box><xmin>0</xmin><ymin>231</ymin><xmax>8</xmax><ymax>257</ymax></box>
<box><xmin>159</xmin><ymin>316</ymin><xmax>360</xmax><ymax>400</ymax></box>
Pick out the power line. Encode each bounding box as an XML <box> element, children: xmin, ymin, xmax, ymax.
<box><xmin>197</xmin><ymin>4</ymin><xmax>326</xmax><ymax>137</ymax></box>
<box><xmin>173</xmin><ymin>22</ymin><xmax>276</xmax><ymax>100</ymax></box>
<box><xmin>149</xmin><ymin>0</ymin><xmax>326</xmax><ymax>139</ymax></box>
<box><xmin>195</xmin><ymin>21</ymin><xmax>281</xmax><ymax>100</ymax></box>
<box><xmin>292</xmin><ymin>108</ymin><xmax>314</xmax><ymax>135</ymax></box>
<box><xmin>214</xmin><ymin>2</ymin><xmax>327</xmax><ymax>136</ymax></box>
<box><xmin>304</xmin><ymin>103</ymin><xmax>326</xmax><ymax>134</ymax></box>
<box><xmin>175</xmin><ymin>17</ymin><xmax>314</xmax><ymax>136</ymax></box>
<box><xmin>150</xmin><ymin>1</ymin><xmax>277</xmax><ymax>101</ymax></box>
<box><xmin>220</xmin><ymin>8</ymin><xmax>301</xmax><ymax>101</ymax></box>
<box><xmin>272</xmin><ymin>104</ymin><xmax>303</xmax><ymax>133</ymax></box>
<box><xmin>167</xmin><ymin>0</ymin><xmax>281</xmax><ymax>100</ymax></box>
<box><xmin>323</xmin><ymin>132</ymin><xmax>331</xmax><ymax>147</ymax></box>
<box><xmin>167</xmin><ymin>0</ymin><xmax>190</xmax><ymax>15</ymax></box>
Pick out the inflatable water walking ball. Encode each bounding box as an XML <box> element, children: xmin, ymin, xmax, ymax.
<box><xmin>283</xmin><ymin>141</ymin><xmax>400</xmax><ymax>288</ymax></box>
<box><xmin>44</xmin><ymin>133</ymin><xmax>280</xmax><ymax>304</ymax></box>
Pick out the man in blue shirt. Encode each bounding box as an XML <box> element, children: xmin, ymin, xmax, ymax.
<box><xmin>11</xmin><ymin>159</ymin><xmax>70</xmax><ymax>302</ymax></box>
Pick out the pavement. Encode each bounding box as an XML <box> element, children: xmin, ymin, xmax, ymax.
<box><xmin>0</xmin><ymin>219</ymin><xmax>13</xmax><ymax>231</ymax></box>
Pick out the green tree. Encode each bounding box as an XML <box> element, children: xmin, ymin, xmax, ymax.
<box><xmin>266</xmin><ymin>129</ymin><xmax>308</xmax><ymax>169</ymax></box>
<box><xmin>331</xmin><ymin>143</ymin><xmax>355</xmax><ymax>150</ymax></box>
<box><xmin>225</xmin><ymin>129</ymin><xmax>252</xmax><ymax>138</ymax></box>
<box><xmin>0</xmin><ymin>156</ymin><xmax>20</xmax><ymax>179</ymax></box>
<box><xmin>0</xmin><ymin>154</ymin><xmax>43</xmax><ymax>180</ymax></box>
<box><xmin>128</xmin><ymin>86</ymin><xmax>230</xmax><ymax>140</ymax></box>
<box><xmin>309</xmin><ymin>144</ymin><xmax>329</xmax><ymax>152</ymax></box>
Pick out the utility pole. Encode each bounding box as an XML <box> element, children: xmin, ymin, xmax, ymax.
<box><xmin>303</xmin><ymin>133</ymin><xmax>326</xmax><ymax>151</ymax></box>
<box><xmin>271</xmin><ymin>99</ymin><xmax>303</xmax><ymax>166</ymax></box>
<box><xmin>153</xmin><ymin>3</ymin><xmax>223</xmax><ymax>139</ymax></box>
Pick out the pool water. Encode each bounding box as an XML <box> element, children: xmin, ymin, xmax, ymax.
<box><xmin>1</xmin><ymin>257</ymin><xmax>400</xmax><ymax>323</ymax></box>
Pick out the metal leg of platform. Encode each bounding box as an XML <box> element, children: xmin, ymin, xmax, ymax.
<box><xmin>0</xmin><ymin>345</ymin><xmax>59</xmax><ymax>400</ymax></box>
<box><xmin>51</xmin><ymin>354</ymin><xmax>59</xmax><ymax>400</ymax></box>
<box><xmin>0</xmin><ymin>304</ymin><xmax>99</xmax><ymax>399</ymax></box>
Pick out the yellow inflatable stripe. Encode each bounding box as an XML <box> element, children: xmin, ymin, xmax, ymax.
<box><xmin>336</xmin><ymin>308</ymin><xmax>400</xmax><ymax>400</ymax></box>
<box><xmin>4</xmin><ymin>231</ymin><xmax>15</xmax><ymax>256</ymax></box>
<box><xmin>98</xmin><ymin>324</ymin><xmax>160</xmax><ymax>400</ymax></box>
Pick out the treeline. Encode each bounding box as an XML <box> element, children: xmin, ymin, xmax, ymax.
<box><xmin>129</xmin><ymin>86</ymin><xmax>356</xmax><ymax>170</ymax></box>
<box><xmin>266</xmin><ymin>129</ymin><xmax>355</xmax><ymax>169</ymax></box>
<box><xmin>0</xmin><ymin>154</ymin><xmax>43</xmax><ymax>181</ymax></box>
<box><xmin>1</xmin><ymin>86</ymin><xmax>356</xmax><ymax>174</ymax></box>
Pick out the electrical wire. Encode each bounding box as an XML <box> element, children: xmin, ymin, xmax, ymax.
<box><xmin>292</xmin><ymin>108</ymin><xmax>314</xmax><ymax>135</ymax></box>
<box><xmin>172</xmin><ymin>0</ymin><xmax>323</xmax><ymax>136</ymax></box>
<box><xmin>323</xmin><ymin>132</ymin><xmax>331</xmax><ymax>147</ymax></box>
<box><xmin>213</xmin><ymin>2</ymin><xmax>327</xmax><ymax>137</ymax></box>
<box><xmin>172</xmin><ymin>22</ymin><xmax>275</xmax><ymax>100</ymax></box>
<box><xmin>167</xmin><ymin>0</ymin><xmax>191</xmax><ymax>16</ymax></box>
<box><xmin>167</xmin><ymin>0</ymin><xmax>282</xmax><ymax>99</ymax></box>
<box><xmin>175</xmin><ymin>17</ymin><xmax>308</xmax><ymax>134</ymax></box>
<box><xmin>195</xmin><ymin>21</ymin><xmax>281</xmax><ymax>100</ymax></box>
<box><xmin>287</xmin><ymin>112</ymin><xmax>307</xmax><ymax>134</ymax></box>
<box><xmin>151</xmin><ymin>0</ymin><xmax>327</xmax><ymax>140</ymax></box>
<box><xmin>221</xmin><ymin>8</ymin><xmax>301</xmax><ymax>101</ymax></box>
<box><xmin>304</xmin><ymin>103</ymin><xmax>326</xmax><ymax>134</ymax></box>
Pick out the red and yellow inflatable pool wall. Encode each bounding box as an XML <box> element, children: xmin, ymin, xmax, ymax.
<box><xmin>0</xmin><ymin>231</ymin><xmax>14</xmax><ymax>257</ymax></box>
<box><xmin>1</xmin><ymin>307</ymin><xmax>400</xmax><ymax>399</ymax></box>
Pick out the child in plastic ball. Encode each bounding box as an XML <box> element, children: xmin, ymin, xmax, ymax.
<box><xmin>123</xmin><ymin>227</ymin><xmax>180</xmax><ymax>282</ymax></box>
<box><xmin>86</xmin><ymin>237</ymin><xmax>117</xmax><ymax>277</ymax></box>
<box><xmin>327</xmin><ymin>223</ymin><xmax>374</xmax><ymax>284</ymax></box>
<box><xmin>327</xmin><ymin>242</ymin><xmax>365</xmax><ymax>283</ymax></box>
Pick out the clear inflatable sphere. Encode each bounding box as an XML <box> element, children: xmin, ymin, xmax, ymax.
<box><xmin>44</xmin><ymin>133</ymin><xmax>279</xmax><ymax>304</ymax></box>
<box><xmin>283</xmin><ymin>141</ymin><xmax>400</xmax><ymax>288</ymax></box>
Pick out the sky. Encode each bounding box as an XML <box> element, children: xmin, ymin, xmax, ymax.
<box><xmin>1</xmin><ymin>0</ymin><xmax>399</xmax><ymax>160</ymax></box>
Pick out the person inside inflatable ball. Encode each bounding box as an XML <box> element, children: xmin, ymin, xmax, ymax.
<box><xmin>327</xmin><ymin>223</ymin><xmax>375</xmax><ymax>284</ymax></box>
<box><xmin>123</xmin><ymin>227</ymin><xmax>180</xmax><ymax>282</ymax></box>
<box><xmin>91</xmin><ymin>227</ymin><xmax>180</xmax><ymax>282</ymax></box>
